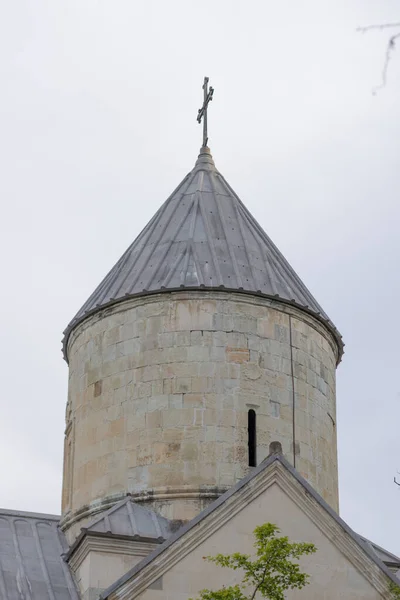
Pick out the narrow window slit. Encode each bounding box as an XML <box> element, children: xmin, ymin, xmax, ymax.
<box><xmin>248</xmin><ymin>409</ymin><xmax>257</xmax><ymax>467</ymax></box>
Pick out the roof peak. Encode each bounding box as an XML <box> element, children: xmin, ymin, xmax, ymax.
<box><xmin>194</xmin><ymin>146</ymin><xmax>217</xmax><ymax>170</ymax></box>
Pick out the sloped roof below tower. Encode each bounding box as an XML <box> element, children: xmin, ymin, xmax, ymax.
<box><xmin>84</xmin><ymin>497</ymin><xmax>179</xmax><ymax>541</ymax></box>
<box><xmin>0</xmin><ymin>508</ymin><xmax>79</xmax><ymax>600</ymax></box>
<box><xmin>63</xmin><ymin>147</ymin><xmax>343</xmax><ymax>360</ymax></box>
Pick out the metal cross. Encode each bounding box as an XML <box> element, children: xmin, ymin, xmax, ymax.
<box><xmin>197</xmin><ymin>77</ymin><xmax>214</xmax><ymax>147</ymax></box>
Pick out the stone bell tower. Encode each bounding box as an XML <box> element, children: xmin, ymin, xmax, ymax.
<box><xmin>60</xmin><ymin>83</ymin><xmax>343</xmax><ymax>543</ymax></box>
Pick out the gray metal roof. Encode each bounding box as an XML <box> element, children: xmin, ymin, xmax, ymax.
<box><xmin>63</xmin><ymin>146</ymin><xmax>343</xmax><ymax>360</ymax></box>
<box><xmin>0</xmin><ymin>508</ymin><xmax>79</xmax><ymax>600</ymax></box>
<box><xmin>85</xmin><ymin>497</ymin><xmax>175</xmax><ymax>541</ymax></box>
<box><xmin>359</xmin><ymin>536</ymin><xmax>400</xmax><ymax>569</ymax></box>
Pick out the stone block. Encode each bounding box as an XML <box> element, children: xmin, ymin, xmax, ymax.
<box><xmin>204</xmin><ymin>409</ymin><xmax>217</xmax><ymax>426</ymax></box>
<box><xmin>175</xmin><ymin>300</ymin><xmax>215</xmax><ymax>331</ymax></box>
<box><xmin>198</xmin><ymin>362</ymin><xmax>216</xmax><ymax>377</ymax></box>
<box><xmin>204</xmin><ymin>426</ymin><xmax>217</xmax><ymax>442</ymax></box>
<box><xmin>175</xmin><ymin>331</ymin><xmax>191</xmax><ymax>346</ymax></box>
<box><xmin>151</xmin><ymin>380</ymin><xmax>163</xmax><ymax>395</ymax></box>
<box><xmin>226</xmin><ymin>347</ymin><xmax>250</xmax><ymax>363</ymax></box>
<box><xmin>210</xmin><ymin>346</ymin><xmax>225</xmax><ymax>361</ymax></box>
<box><xmin>212</xmin><ymin>331</ymin><xmax>227</xmax><ymax>346</ymax></box>
<box><xmin>168</xmin><ymin>394</ymin><xmax>183</xmax><ymax>409</ymax></box>
<box><xmin>137</xmin><ymin>444</ymin><xmax>153</xmax><ymax>466</ymax></box>
<box><xmin>146</xmin><ymin>410</ymin><xmax>162</xmax><ymax>428</ymax></box>
<box><xmin>162</xmin><ymin>408</ymin><xmax>193</xmax><ymax>428</ymax></box>
<box><xmin>191</xmin><ymin>377</ymin><xmax>212</xmax><ymax>393</ymax></box>
<box><xmin>162</xmin><ymin>428</ymin><xmax>185</xmax><ymax>443</ymax></box>
<box><xmin>257</xmin><ymin>316</ymin><xmax>274</xmax><ymax>338</ymax></box>
<box><xmin>173</xmin><ymin>377</ymin><xmax>191</xmax><ymax>393</ymax></box>
<box><xmin>212</xmin><ymin>313</ymin><xmax>233</xmax><ymax>331</ymax></box>
<box><xmin>181</xmin><ymin>442</ymin><xmax>199</xmax><ymax>461</ymax></box>
<box><xmin>108</xmin><ymin>418</ymin><xmax>125</xmax><ymax>437</ymax></box>
<box><xmin>154</xmin><ymin>442</ymin><xmax>181</xmax><ymax>464</ymax></box>
<box><xmin>187</xmin><ymin>346</ymin><xmax>210</xmax><ymax>362</ymax></box>
<box><xmin>126</xmin><ymin>412</ymin><xmax>146</xmax><ymax>432</ymax></box>
<box><xmin>158</xmin><ymin>331</ymin><xmax>174</xmax><ymax>347</ymax></box>
<box><xmin>218</xmin><ymin>409</ymin><xmax>236</xmax><ymax>427</ymax></box>
<box><xmin>183</xmin><ymin>394</ymin><xmax>205</xmax><ymax>408</ymax></box>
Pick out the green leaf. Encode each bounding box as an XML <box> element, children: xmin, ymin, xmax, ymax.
<box><xmin>190</xmin><ymin>522</ymin><xmax>317</xmax><ymax>600</ymax></box>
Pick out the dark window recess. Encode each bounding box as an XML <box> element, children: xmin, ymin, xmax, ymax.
<box><xmin>248</xmin><ymin>409</ymin><xmax>257</xmax><ymax>467</ymax></box>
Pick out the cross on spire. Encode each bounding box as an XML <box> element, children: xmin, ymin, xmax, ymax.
<box><xmin>197</xmin><ymin>77</ymin><xmax>214</xmax><ymax>148</ymax></box>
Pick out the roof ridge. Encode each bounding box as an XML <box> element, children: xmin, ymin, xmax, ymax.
<box><xmin>85</xmin><ymin>497</ymin><xmax>130</xmax><ymax>531</ymax></box>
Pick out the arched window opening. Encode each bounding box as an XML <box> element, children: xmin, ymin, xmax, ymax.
<box><xmin>248</xmin><ymin>409</ymin><xmax>257</xmax><ymax>467</ymax></box>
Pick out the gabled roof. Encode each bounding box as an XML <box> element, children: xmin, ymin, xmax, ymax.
<box><xmin>0</xmin><ymin>508</ymin><xmax>79</xmax><ymax>600</ymax></box>
<box><xmin>100</xmin><ymin>453</ymin><xmax>399</xmax><ymax>599</ymax></box>
<box><xmin>63</xmin><ymin>147</ymin><xmax>343</xmax><ymax>361</ymax></box>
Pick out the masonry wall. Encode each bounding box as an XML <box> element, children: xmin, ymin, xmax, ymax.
<box><xmin>62</xmin><ymin>291</ymin><xmax>339</xmax><ymax>541</ymax></box>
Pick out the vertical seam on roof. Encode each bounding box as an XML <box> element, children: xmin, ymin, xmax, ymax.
<box><xmin>10</xmin><ymin>519</ymin><xmax>32</xmax><ymax>600</ymax></box>
<box><xmin>161</xmin><ymin>242</ymin><xmax>187</xmax><ymax>287</ymax></box>
<box><xmin>55</xmin><ymin>526</ymin><xmax>79</xmax><ymax>598</ymax></box>
<box><xmin>126</xmin><ymin>501</ymin><xmax>138</xmax><ymax>535</ymax></box>
<box><xmin>209</xmin><ymin>173</ymin><xmax>243</xmax><ymax>288</ymax></box>
<box><xmin>185</xmin><ymin>193</ymin><xmax>204</xmax><ymax>285</ymax></box>
<box><xmin>197</xmin><ymin>171</ymin><xmax>223</xmax><ymax>285</ymax></box>
<box><xmin>104</xmin><ymin>514</ymin><xmax>112</xmax><ymax>532</ymax></box>
<box><xmin>150</xmin><ymin>511</ymin><xmax>163</xmax><ymax>538</ymax></box>
<box><xmin>32</xmin><ymin>522</ymin><xmax>56</xmax><ymax>600</ymax></box>
<box><xmin>188</xmin><ymin>239</ymin><xmax>204</xmax><ymax>286</ymax></box>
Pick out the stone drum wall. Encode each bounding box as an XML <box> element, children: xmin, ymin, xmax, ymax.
<box><xmin>62</xmin><ymin>291</ymin><xmax>339</xmax><ymax>540</ymax></box>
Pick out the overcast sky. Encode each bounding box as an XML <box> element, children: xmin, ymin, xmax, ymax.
<box><xmin>0</xmin><ymin>0</ymin><xmax>399</xmax><ymax>555</ymax></box>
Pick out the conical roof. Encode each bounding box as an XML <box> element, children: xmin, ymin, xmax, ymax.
<box><xmin>63</xmin><ymin>147</ymin><xmax>342</xmax><ymax>359</ymax></box>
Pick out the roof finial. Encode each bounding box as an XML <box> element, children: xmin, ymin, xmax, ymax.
<box><xmin>197</xmin><ymin>76</ymin><xmax>214</xmax><ymax>148</ymax></box>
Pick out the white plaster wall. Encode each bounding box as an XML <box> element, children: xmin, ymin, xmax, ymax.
<box><xmin>74</xmin><ymin>550</ymin><xmax>143</xmax><ymax>600</ymax></box>
<box><xmin>62</xmin><ymin>291</ymin><xmax>339</xmax><ymax>538</ymax></box>
<box><xmin>133</xmin><ymin>482</ymin><xmax>388</xmax><ymax>600</ymax></box>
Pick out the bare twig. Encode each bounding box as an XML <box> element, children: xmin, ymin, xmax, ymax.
<box><xmin>357</xmin><ymin>23</ymin><xmax>400</xmax><ymax>33</ymax></box>
<box><xmin>372</xmin><ymin>32</ymin><xmax>400</xmax><ymax>94</ymax></box>
<box><xmin>357</xmin><ymin>22</ymin><xmax>400</xmax><ymax>93</ymax></box>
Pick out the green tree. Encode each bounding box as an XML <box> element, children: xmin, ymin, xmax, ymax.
<box><xmin>190</xmin><ymin>523</ymin><xmax>316</xmax><ymax>600</ymax></box>
<box><xmin>390</xmin><ymin>581</ymin><xmax>400</xmax><ymax>599</ymax></box>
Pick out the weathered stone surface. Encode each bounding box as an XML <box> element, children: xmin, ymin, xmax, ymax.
<box><xmin>62</xmin><ymin>291</ymin><xmax>339</xmax><ymax>540</ymax></box>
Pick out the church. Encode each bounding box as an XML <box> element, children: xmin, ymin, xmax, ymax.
<box><xmin>1</xmin><ymin>80</ymin><xmax>399</xmax><ymax>599</ymax></box>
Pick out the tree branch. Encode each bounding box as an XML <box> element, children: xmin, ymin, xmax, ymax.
<box><xmin>357</xmin><ymin>23</ymin><xmax>400</xmax><ymax>33</ymax></box>
<box><xmin>250</xmin><ymin>564</ymin><xmax>269</xmax><ymax>600</ymax></box>
<box><xmin>357</xmin><ymin>22</ymin><xmax>400</xmax><ymax>93</ymax></box>
<box><xmin>372</xmin><ymin>32</ymin><xmax>400</xmax><ymax>94</ymax></box>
